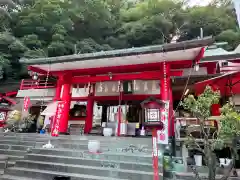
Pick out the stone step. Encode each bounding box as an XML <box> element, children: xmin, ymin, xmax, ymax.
<box><xmin>14</xmin><ymin>160</ymin><xmax>154</xmax><ymax>180</ymax></box>
<box><xmin>25</xmin><ymin>153</ymin><xmax>153</xmax><ymax>172</ymax></box>
<box><xmin>0</xmin><ymin>160</ymin><xmax>15</xmax><ymax>169</ymax></box>
<box><xmin>0</xmin><ymin>149</ymin><xmax>26</xmax><ymax>156</ymax></box>
<box><xmin>4</xmin><ymin>167</ymin><xmax>128</xmax><ymax>180</ymax></box>
<box><xmin>0</xmin><ymin>140</ymin><xmax>38</xmax><ymax>146</ymax></box>
<box><xmin>1</xmin><ymin>175</ymin><xmax>42</xmax><ymax>180</ymax></box>
<box><xmin>31</xmin><ymin>148</ymin><xmax>152</xmax><ymax>163</ymax></box>
<box><xmin>0</xmin><ymin>144</ymin><xmax>32</xmax><ymax>151</ymax></box>
<box><xmin>3</xmin><ymin>134</ymin><xmax>152</xmax><ymax>146</ymax></box>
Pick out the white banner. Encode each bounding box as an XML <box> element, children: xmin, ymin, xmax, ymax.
<box><xmin>233</xmin><ymin>0</ymin><xmax>240</xmax><ymax>28</ymax></box>
<box><xmin>157</xmin><ymin>101</ymin><xmax>169</xmax><ymax>145</ymax></box>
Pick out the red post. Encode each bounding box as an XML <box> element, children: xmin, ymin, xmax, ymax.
<box><xmin>160</xmin><ymin>62</ymin><xmax>173</xmax><ymax>136</ymax></box>
<box><xmin>152</xmin><ymin>128</ymin><xmax>159</xmax><ymax>180</ymax></box>
<box><xmin>58</xmin><ymin>75</ymin><xmax>72</xmax><ymax>134</ymax></box>
<box><xmin>54</xmin><ymin>76</ymin><xmax>63</xmax><ymax>101</ymax></box>
<box><xmin>84</xmin><ymin>81</ymin><xmax>95</xmax><ymax>134</ymax></box>
<box><xmin>117</xmin><ymin>105</ymin><xmax>122</xmax><ymax>136</ymax></box>
<box><xmin>85</xmin><ymin>97</ymin><xmax>94</xmax><ymax>134</ymax></box>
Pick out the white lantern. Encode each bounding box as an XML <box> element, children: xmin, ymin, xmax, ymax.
<box><xmin>144</xmin><ymin>81</ymin><xmax>148</xmax><ymax>91</ymax></box>
<box><xmin>104</xmin><ymin>84</ymin><xmax>108</xmax><ymax>92</ymax></box>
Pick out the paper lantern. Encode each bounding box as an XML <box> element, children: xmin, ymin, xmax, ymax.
<box><xmin>152</xmin><ymin>80</ymin><xmax>157</xmax><ymax>91</ymax></box>
<box><xmin>144</xmin><ymin>81</ymin><xmax>148</xmax><ymax>91</ymax></box>
<box><xmin>104</xmin><ymin>84</ymin><xmax>108</xmax><ymax>92</ymax></box>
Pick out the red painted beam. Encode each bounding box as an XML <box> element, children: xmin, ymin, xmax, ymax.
<box><xmin>71</xmin><ymin>71</ymin><xmax>182</xmax><ymax>84</ymax></box>
<box><xmin>71</xmin><ymin>93</ymin><xmax>183</xmax><ymax>101</ymax></box>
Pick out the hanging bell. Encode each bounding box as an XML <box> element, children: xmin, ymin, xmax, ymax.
<box><xmin>152</xmin><ymin>80</ymin><xmax>157</xmax><ymax>91</ymax></box>
<box><xmin>144</xmin><ymin>81</ymin><xmax>148</xmax><ymax>91</ymax></box>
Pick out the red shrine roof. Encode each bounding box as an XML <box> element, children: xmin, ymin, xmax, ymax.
<box><xmin>20</xmin><ymin>37</ymin><xmax>213</xmax><ymax>75</ymax></box>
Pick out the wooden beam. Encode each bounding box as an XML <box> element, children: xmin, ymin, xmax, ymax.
<box><xmin>72</xmin><ymin>71</ymin><xmax>182</xmax><ymax>84</ymax></box>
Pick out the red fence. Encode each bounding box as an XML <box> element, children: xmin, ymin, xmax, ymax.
<box><xmin>20</xmin><ymin>79</ymin><xmax>56</xmax><ymax>90</ymax></box>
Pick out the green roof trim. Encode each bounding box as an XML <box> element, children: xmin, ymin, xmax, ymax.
<box><xmin>20</xmin><ymin>37</ymin><xmax>214</xmax><ymax>65</ymax></box>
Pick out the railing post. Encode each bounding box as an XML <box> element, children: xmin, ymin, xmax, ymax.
<box><xmin>20</xmin><ymin>79</ymin><xmax>24</xmax><ymax>90</ymax></box>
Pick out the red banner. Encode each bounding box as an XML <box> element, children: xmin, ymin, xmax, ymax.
<box><xmin>152</xmin><ymin>129</ymin><xmax>159</xmax><ymax>180</ymax></box>
<box><xmin>51</xmin><ymin>101</ymin><xmax>65</xmax><ymax>137</ymax></box>
<box><xmin>23</xmin><ymin>97</ymin><xmax>30</xmax><ymax>112</ymax></box>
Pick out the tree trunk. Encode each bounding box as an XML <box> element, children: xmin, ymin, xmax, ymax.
<box><xmin>208</xmin><ymin>153</ymin><xmax>216</xmax><ymax>180</ymax></box>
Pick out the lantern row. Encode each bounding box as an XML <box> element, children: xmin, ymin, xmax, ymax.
<box><xmin>76</xmin><ymin>80</ymin><xmax>160</xmax><ymax>93</ymax></box>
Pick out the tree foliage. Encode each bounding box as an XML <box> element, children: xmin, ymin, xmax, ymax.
<box><xmin>182</xmin><ymin>86</ymin><xmax>240</xmax><ymax>180</ymax></box>
<box><xmin>0</xmin><ymin>0</ymin><xmax>238</xmax><ymax>80</ymax></box>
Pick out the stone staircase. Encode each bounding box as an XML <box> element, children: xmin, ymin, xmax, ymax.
<box><xmin>0</xmin><ymin>133</ymin><xmax>237</xmax><ymax>180</ymax></box>
<box><xmin>0</xmin><ymin>133</ymin><xmax>158</xmax><ymax>180</ymax></box>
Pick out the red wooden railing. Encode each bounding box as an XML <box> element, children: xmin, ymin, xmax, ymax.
<box><xmin>20</xmin><ymin>79</ymin><xmax>56</xmax><ymax>90</ymax></box>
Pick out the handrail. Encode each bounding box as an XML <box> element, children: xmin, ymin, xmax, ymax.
<box><xmin>20</xmin><ymin>79</ymin><xmax>56</xmax><ymax>90</ymax></box>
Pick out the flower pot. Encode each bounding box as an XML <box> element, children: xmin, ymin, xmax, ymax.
<box><xmin>103</xmin><ymin>128</ymin><xmax>113</xmax><ymax>137</ymax></box>
<box><xmin>194</xmin><ymin>155</ymin><xmax>202</xmax><ymax>166</ymax></box>
<box><xmin>88</xmin><ymin>140</ymin><xmax>100</xmax><ymax>153</ymax></box>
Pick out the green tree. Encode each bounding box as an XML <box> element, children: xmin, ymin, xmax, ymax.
<box><xmin>181</xmin><ymin>86</ymin><xmax>240</xmax><ymax>180</ymax></box>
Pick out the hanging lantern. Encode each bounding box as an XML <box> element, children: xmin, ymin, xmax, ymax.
<box><xmin>144</xmin><ymin>81</ymin><xmax>148</xmax><ymax>91</ymax></box>
<box><xmin>128</xmin><ymin>82</ymin><xmax>132</xmax><ymax>92</ymax></box>
<box><xmin>135</xmin><ymin>81</ymin><xmax>140</xmax><ymax>91</ymax></box>
<box><xmin>104</xmin><ymin>83</ymin><xmax>108</xmax><ymax>92</ymax></box>
<box><xmin>112</xmin><ymin>83</ymin><xmax>116</xmax><ymax>92</ymax></box>
<box><xmin>152</xmin><ymin>80</ymin><xmax>157</xmax><ymax>91</ymax></box>
<box><xmin>98</xmin><ymin>82</ymin><xmax>103</xmax><ymax>92</ymax></box>
<box><xmin>117</xmin><ymin>81</ymin><xmax>121</xmax><ymax>92</ymax></box>
<box><xmin>120</xmin><ymin>82</ymin><xmax>124</xmax><ymax>92</ymax></box>
<box><xmin>133</xmin><ymin>80</ymin><xmax>137</xmax><ymax>90</ymax></box>
<box><xmin>90</xmin><ymin>84</ymin><xmax>94</xmax><ymax>94</ymax></box>
<box><xmin>76</xmin><ymin>84</ymin><xmax>80</xmax><ymax>93</ymax></box>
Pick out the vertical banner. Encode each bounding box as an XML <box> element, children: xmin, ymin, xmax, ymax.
<box><xmin>233</xmin><ymin>0</ymin><xmax>240</xmax><ymax>28</ymax></box>
<box><xmin>51</xmin><ymin>101</ymin><xmax>65</xmax><ymax>137</ymax></box>
<box><xmin>23</xmin><ymin>96</ymin><xmax>30</xmax><ymax>112</ymax></box>
<box><xmin>157</xmin><ymin>101</ymin><xmax>169</xmax><ymax>144</ymax></box>
<box><xmin>152</xmin><ymin>129</ymin><xmax>159</xmax><ymax>180</ymax></box>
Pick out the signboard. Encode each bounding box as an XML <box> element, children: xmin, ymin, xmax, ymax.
<box><xmin>23</xmin><ymin>96</ymin><xmax>30</xmax><ymax>112</ymax></box>
<box><xmin>233</xmin><ymin>0</ymin><xmax>240</xmax><ymax>28</ymax></box>
<box><xmin>51</xmin><ymin>101</ymin><xmax>65</xmax><ymax>137</ymax></box>
<box><xmin>157</xmin><ymin>101</ymin><xmax>169</xmax><ymax>144</ymax></box>
<box><xmin>152</xmin><ymin>129</ymin><xmax>159</xmax><ymax>180</ymax></box>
